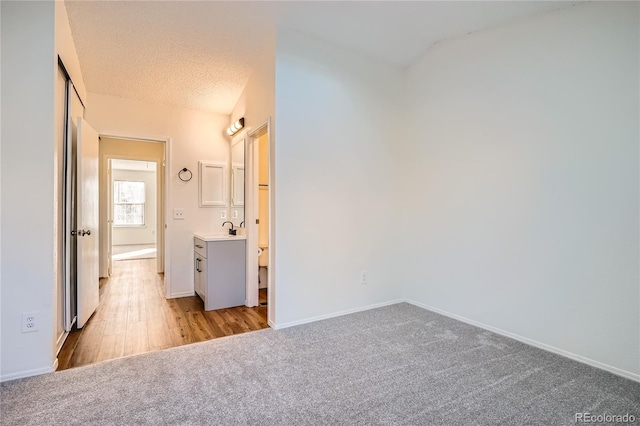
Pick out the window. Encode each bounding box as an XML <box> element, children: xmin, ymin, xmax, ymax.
<box><xmin>113</xmin><ymin>180</ymin><xmax>145</xmax><ymax>226</ymax></box>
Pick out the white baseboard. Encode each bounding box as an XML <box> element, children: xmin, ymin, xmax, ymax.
<box><xmin>55</xmin><ymin>331</ymin><xmax>69</xmax><ymax>356</ymax></box>
<box><xmin>1</xmin><ymin>361</ymin><xmax>57</xmax><ymax>383</ymax></box>
<box><xmin>270</xmin><ymin>299</ymin><xmax>405</xmax><ymax>330</ymax></box>
<box><xmin>3</xmin><ymin>299</ymin><xmax>635</xmax><ymax>385</ymax></box>
<box><xmin>167</xmin><ymin>291</ymin><xmax>194</xmax><ymax>299</ymax></box>
<box><xmin>405</xmin><ymin>299</ymin><xmax>640</xmax><ymax>383</ymax></box>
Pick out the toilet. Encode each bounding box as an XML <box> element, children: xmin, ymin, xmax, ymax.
<box><xmin>258</xmin><ymin>247</ymin><xmax>268</xmax><ymax>289</ymax></box>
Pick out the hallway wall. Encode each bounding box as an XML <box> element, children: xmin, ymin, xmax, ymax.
<box><xmin>273</xmin><ymin>29</ymin><xmax>405</xmax><ymax>326</ymax></box>
<box><xmin>86</xmin><ymin>93</ymin><xmax>230</xmax><ymax>298</ymax></box>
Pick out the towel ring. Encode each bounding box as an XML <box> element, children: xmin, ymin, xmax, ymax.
<box><xmin>178</xmin><ymin>168</ymin><xmax>192</xmax><ymax>182</ymax></box>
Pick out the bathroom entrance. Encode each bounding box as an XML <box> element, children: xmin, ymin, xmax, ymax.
<box><xmin>257</xmin><ymin>131</ymin><xmax>269</xmax><ymax>302</ymax></box>
<box><xmin>246</xmin><ymin>122</ymin><xmax>272</xmax><ymax>321</ymax></box>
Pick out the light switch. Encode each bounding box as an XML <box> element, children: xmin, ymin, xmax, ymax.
<box><xmin>232</xmin><ymin>210</ymin><xmax>238</xmax><ymax>219</ymax></box>
<box><xmin>173</xmin><ymin>208</ymin><xmax>185</xmax><ymax>220</ymax></box>
<box><xmin>220</xmin><ymin>210</ymin><xmax>227</xmax><ymax>219</ymax></box>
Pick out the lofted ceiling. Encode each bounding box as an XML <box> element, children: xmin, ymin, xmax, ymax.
<box><xmin>65</xmin><ymin>1</ymin><xmax>577</xmax><ymax>115</ymax></box>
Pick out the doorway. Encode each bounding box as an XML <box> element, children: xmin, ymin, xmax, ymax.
<box><xmin>98</xmin><ymin>137</ymin><xmax>166</xmax><ymax>280</ymax></box>
<box><xmin>246</xmin><ymin>121</ymin><xmax>273</xmax><ymax>324</ymax></box>
<box><xmin>110</xmin><ymin>159</ymin><xmax>158</xmax><ymax>264</ymax></box>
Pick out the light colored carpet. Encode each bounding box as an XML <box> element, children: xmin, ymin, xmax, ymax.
<box><xmin>2</xmin><ymin>303</ymin><xmax>639</xmax><ymax>425</ymax></box>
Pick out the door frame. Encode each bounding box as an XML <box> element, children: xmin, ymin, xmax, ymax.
<box><xmin>104</xmin><ymin>154</ymin><xmax>162</xmax><ymax>271</ymax></box>
<box><xmin>99</xmin><ymin>133</ymin><xmax>171</xmax><ymax>298</ymax></box>
<box><xmin>59</xmin><ymin>66</ymin><xmax>76</xmax><ymax>341</ymax></box>
<box><xmin>246</xmin><ymin>119</ymin><xmax>274</xmax><ymax>326</ymax></box>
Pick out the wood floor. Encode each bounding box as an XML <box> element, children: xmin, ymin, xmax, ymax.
<box><xmin>57</xmin><ymin>258</ymin><xmax>268</xmax><ymax>371</ymax></box>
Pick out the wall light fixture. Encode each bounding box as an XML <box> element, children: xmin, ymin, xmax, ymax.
<box><xmin>226</xmin><ymin>117</ymin><xmax>245</xmax><ymax>136</ymax></box>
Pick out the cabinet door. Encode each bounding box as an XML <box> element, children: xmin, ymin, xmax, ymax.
<box><xmin>199</xmin><ymin>255</ymin><xmax>208</xmax><ymax>303</ymax></box>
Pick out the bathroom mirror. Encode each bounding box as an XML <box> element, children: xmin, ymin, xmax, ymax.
<box><xmin>230</xmin><ymin>138</ymin><xmax>245</xmax><ymax>225</ymax></box>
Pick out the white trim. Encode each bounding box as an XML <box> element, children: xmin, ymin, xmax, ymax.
<box><xmin>101</xmin><ymin>154</ymin><xmax>160</xmax><ymax>273</ymax></box>
<box><xmin>167</xmin><ymin>291</ymin><xmax>195</xmax><ymax>299</ymax></box>
<box><xmin>270</xmin><ymin>297</ymin><xmax>640</xmax><ymax>383</ymax></box>
<box><xmin>98</xmin><ymin>133</ymin><xmax>168</xmax><ymax>144</ymax></box>
<box><xmin>265</xmin><ymin>117</ymin><xmax>274</xmax><ymax>327</ymax></box>
<box><xmin>55</xmin><ymin>331</ymin><xmax>69</xmax><ymax>355</ymax></box>
<box><xmin>246</xmin><ymin>122</ymin><xmax>269</xmax><ymax>309</ymax></box>
<box><xmin>405</xmin><ymin>299</ymin><xmax>640</xmax><ymax>383</ymax></box>
<box><xmin>1</xmin><ymin>363</ymin><xmax>57</xmax><ymax>383</ymax></box>
<box><xmin>164</xmin><ymin>138</ymin><xmax>171</xmax><ymax>298</ymax></box>
<box><xmin>6</xmin><ymin>298</ymin><xmax>636</xmax><ymax>384</ymax></box>
<box><xmin>271</xmin><ymin>299</ymin><xmax>405</xmax><ymax>330</ymax></box>
<box><xmin>246</xmin><ymin>120</ymin><xmax>272</xmax><ymax>321</ymax></box>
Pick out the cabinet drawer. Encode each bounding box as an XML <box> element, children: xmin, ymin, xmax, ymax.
<box><xmin>194</xmin><ymin>238</ymin><xmax>207</xmax><ymax>257</ymax></box>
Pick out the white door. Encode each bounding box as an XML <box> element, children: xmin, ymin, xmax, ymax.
<box><xmin>107</xmin><ymin>159</ymin><xmax>113</xmax><ymax>276</ymax></box>
<box><xmin>76</xmin><ymin>117</ymin><xmax>100</xmax><ymax>328</ymax></box>
<box><xmin>245</xmin><ymin>135</ymin><xmax>259</xmax><ymax>308</ymax></box>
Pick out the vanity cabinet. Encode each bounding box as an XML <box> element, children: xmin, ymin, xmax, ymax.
<box><xmin>193</xmin><ymin>235</ymin><xmax>246</xmax><ymax>310</ymax></box>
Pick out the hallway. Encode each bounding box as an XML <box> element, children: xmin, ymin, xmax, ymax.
<box><xmin>58</xmin><ymin>259</ymin><xmax>268</xmax><ymax>370</ymax></box>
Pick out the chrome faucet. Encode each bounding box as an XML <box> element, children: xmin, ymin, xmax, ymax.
<box><xmin>222</xmin><ymin>221</ymin><xmax>236</xmax><ymax>235</ymax></box>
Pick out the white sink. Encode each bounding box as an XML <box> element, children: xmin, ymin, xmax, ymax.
<box><xmin>194</xmin><ymin>232</ymin><xmax>247</xmax><ymax>242</ymax></box>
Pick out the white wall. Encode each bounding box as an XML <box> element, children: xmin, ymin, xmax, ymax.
<box><xmin>402</xmin><ymin>2</ymin><xmax>639</xmax><ymax>378</ymax></box>
<box><xmin>1</xmin><ymin>1</ymin><xmax>57</xmax><ymax>380</ymax></box>
<box><xmin>1</xmin><ymin>0</ymin><xmax>87</xmax><ymax>381</ymax></box>
<box><xmin>85</xmin><ymin>93</ymin><xmax>230</xmax><ymax>297</ymax></box>
<box><xmin>112</xmin><ymin>169</ymin><xmax>157</xmax><ymax>246</ymax></box>
<box><xmin>230</xmin><ymin>37</ymin><xmax>275</xmax><ymax>138</ymax></box>
<box><xmin>4</xmin><ymin>0</ymin><xmax>637</xmax><ymax>383</ymax></box>
<box><xmin>55</xmin><ymin>1</ymin><xmax>86</xmax><ymax>104</ymax></box>
<box><xmin>273</xmin><ymin>30</ymin><xmax>405</xmax><ymax>326</ymax></box>
<box><xmin>230</xmin><ymin>138</ymin><xmax>245</xmax><ymax>226</ymax></box>
<box><xmin>229</xmin><ymin>37</ymin><xmax>276</xmax><ymax>318</ymax></box>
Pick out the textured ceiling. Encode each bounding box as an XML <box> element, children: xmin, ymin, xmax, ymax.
<box><xmin>65</xmin><ymin>1</ymin><xmax>577</xmax><ymax>115</ymax></box>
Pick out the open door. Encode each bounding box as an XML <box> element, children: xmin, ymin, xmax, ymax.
<box><xmin>245</xmin><ymin>129</ymin><xmax>261</xmax><ymax>308</ymax></box>
<box><xmin>76</xmin><ymin>117</ymin><xmax>100</xmax><ymax>328</ymax></box>
<box><xmin>107</xmin><ymin>158</ymin><xmax>113</xmax><ymax>277</ymax></box>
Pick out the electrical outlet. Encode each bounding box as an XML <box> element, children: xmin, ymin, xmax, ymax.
<box><xmin>22</xmin><ymin>312</ymin><xmax>39</xmax><ymax>333</ymax></box>
<box><xmin>220</xmin><ymin>211</ymin><xmax>227</xmax><ymax>219</ymax></box>
<box><xmin>232</xmin><ymin>210</ymin><xmax>238</xmax><ymax>219</ymax></box>
<box><xmin>360</xmin><ymin>271</ymin><xmax>368</xmax><ymax>285</ymax></box>
<box><xmin>173</xmin><ymin>208</ymin><xmax>185</xmax><ymax>220</ymax></box>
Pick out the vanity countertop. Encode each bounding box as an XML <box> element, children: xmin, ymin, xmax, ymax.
<box><xmin>194</xmin><ymin>233</ymin><xmax>247</xmax><ymax>242</ymax></box>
